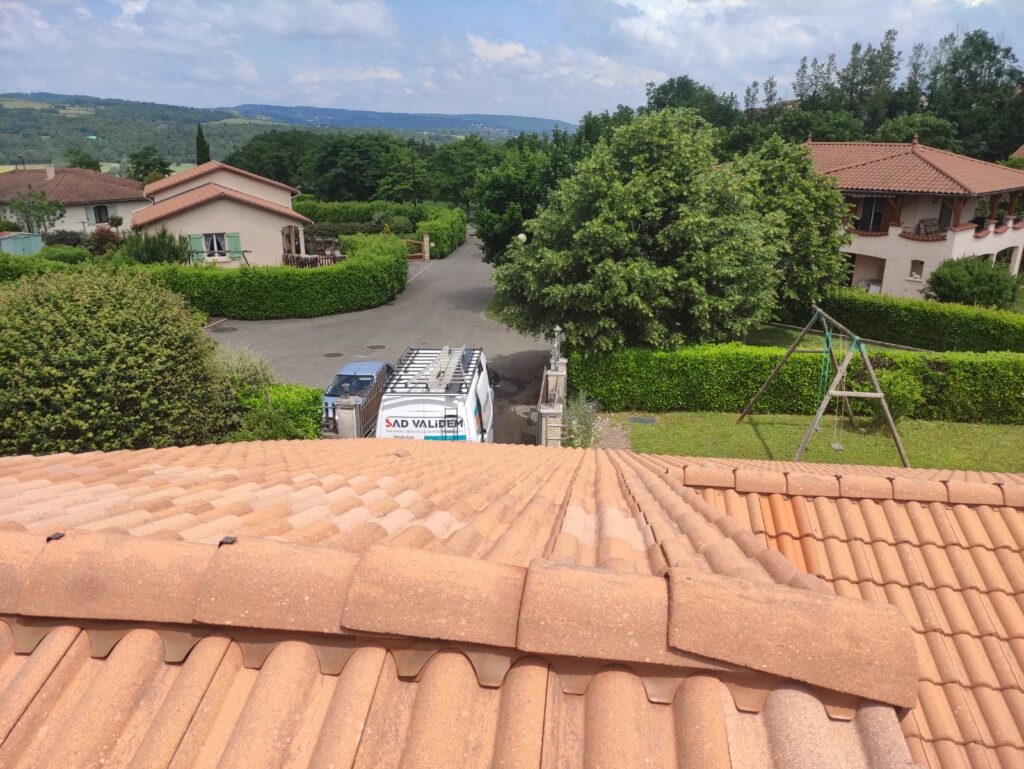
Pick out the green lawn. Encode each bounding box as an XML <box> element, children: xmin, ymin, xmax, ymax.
<box><xmin>617</xmin><ymin>411</ymin><xmax>1024</xmax><ymax>472</ymax></box>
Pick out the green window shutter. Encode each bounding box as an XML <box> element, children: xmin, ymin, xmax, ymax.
<box><xmin>85</xmin><ymin>206</ymin><xmax>95</xmax><ymax>225</ymax></box>
<box><xmin>188</xmin><ymin>234</ymin><xmax>205</xmax><ymax>264</ymax></box>
<box><xmin>226</xmin><ymin>232</ymin><xmax>243</xmax><ymax>260</ymax></box>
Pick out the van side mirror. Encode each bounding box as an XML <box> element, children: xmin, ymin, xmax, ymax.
<box><xmin>487</xmin><ymin>367</ymin><xmax>500</xmax><ymax>386</ymax></box>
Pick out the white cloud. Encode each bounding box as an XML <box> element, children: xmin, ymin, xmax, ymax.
<box><xmin>290</xmin><ymin>66</ymin><xmax>403</xmax><ymax>85</ymax></box>
<box><xmin>0</xmin><ymin>2</ymin><xmax>67</xmax><ymax>50</ymax></box>
<box><xmin>468</xmin><ymin>34</ymin><xmax>543</xmax><ymax>67</ymax></box>
<box><xmin>190</xmin><ymin>52</ymin><xmax>259</xmax><ymax>84</ymax></box>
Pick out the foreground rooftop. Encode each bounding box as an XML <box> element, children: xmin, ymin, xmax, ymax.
<box><xmin>0</xmin><ymin>440</ymin><xmax>1022</xmax><ymax>769</ymax></box>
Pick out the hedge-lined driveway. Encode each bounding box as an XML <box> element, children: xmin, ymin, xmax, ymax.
<box><xmin>212</xmin><ymin>233</ymin><xmax>551</xmax><ymax>444</ymax></box>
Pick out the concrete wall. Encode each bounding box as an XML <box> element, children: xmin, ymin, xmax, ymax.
<box><xmin>49</xmin><ymin>200</ymin><xmax>149</xmax><ymax>232</ymax></box>
<box><xmin>137</xmin><ymin>198</ymin><xmax>297</xmax><ymax>266</ymax></box>
<box><xmin>151</xmin><ymin>169</ymin><xmax>293</xmax><ymax>207</ymax></box>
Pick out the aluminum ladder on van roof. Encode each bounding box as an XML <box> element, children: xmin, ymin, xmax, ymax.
<box><xmin>410</xmin><ymin>346</ymin><xmax>466</xmax><ymax>393</ymax></box>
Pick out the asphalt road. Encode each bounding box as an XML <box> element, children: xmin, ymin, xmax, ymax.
<box><xmin>210</xmin><ymin>232</ymin><xmax>551</xmax><ymax>443</ymax></box>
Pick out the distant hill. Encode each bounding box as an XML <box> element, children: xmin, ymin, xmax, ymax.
<box><xmin>0</xmin><ymin>92</ymin><xmax>574</xmax><ymax>165</ymax></box>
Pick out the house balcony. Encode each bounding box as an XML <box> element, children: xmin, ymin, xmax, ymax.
<box><xmin>846</xmin><ymin>217</ymin><xmax>1024</xmax><ymax>265</ymax></box>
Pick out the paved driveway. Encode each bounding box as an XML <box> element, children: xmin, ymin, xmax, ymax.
<box><xmin>211</xmin><ymin>233</ymin><xmax>550</xmax><ymax>443</ymax></box>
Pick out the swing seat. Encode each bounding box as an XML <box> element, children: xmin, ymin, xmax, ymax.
<box><xmin>830</xmin><ymin>441</ymin><xmax>844</xmax><ymax>451</ymax></box>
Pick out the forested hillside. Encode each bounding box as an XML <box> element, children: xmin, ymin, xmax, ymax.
<box><xmin>0</xmin><ymin>93</ymin><xmax>572</xmax><ymax>164</ymax></box>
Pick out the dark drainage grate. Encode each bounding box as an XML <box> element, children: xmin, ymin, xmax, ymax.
<box><xmin>366</xmin><ymin>344</ymin><xmax>386</xmax><ymax>350</ymax></box>
<box><xmin>323</xmin><ymin>352</ymin><xmax>344</xmax><ymax>358</ymax></box>
<box><xmin>210</xmin><ymin>326</ymin><xmax>237</xmax><ymax>333</ymax></box>
<box><xmin>627</xmin><ymin>416</ymin><xmax>657</xmax><ymax>425</ymax></box>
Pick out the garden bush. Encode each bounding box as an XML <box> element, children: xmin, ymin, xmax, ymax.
<box><xmin>803</xmin><ymin>288</ymin><xmax>1024</xmax><ymax>352</ymax></box>
<box><xmin>43</xmin><ymin>230</ymin><xmax>87</xmax><ymax>247</ymax></box>
<box><xmin>0</xmin><ymin>254</ymin><xmax>73</xmax><ymax>283</ymax></box>
<box><xmin>117</xmin><ymin>227</ymin><xmax>190</xmax><ymax>264</ymax></box>
<box><xmin>417</xmin><ymin>206</ymin><xmax>466</xmax><ymax>258</ymax></box>
<box><xmin>231</xmin><ymin>384</ymin><xmax>322</xmax><ymax>441</ymax></box>
<box><xmin>924</xmin><ymin>256</ymin><xmax>1018</xmax><ymax>309</ymax></box>
<box><xmin>85</xmin><ymin>227</ymin><xmax>122</xmax><ymax>256</ymax></box>
<box><xmin>38</xmin><ymin>244</ymin><xmax>91</xmax><ymax>264</ymax></box>
<box><xmin>293</xmin><ymin>199</ymin><xmax>425</xmax><ymax>226</ymax></box>
<box><xmin>0</xmin><ymin>219</ymin><xmax>20</xmax><ymax>232</ymax></box>
<box><xmin>147</xmin><ymin>233</ymin><xmax>407</xmax><ymax>319</ymax></box>
<box><xmin>570</xmin><ymin>343</ymin><xmax>1024</xmax><ymax>424</ymax></box>
<box><xmin>0</xmin><ymin>268</ymin><xmax>231</xmax><ymax>455</ymax></box>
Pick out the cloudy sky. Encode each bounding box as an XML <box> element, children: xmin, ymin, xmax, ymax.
<box><xmin>2</xmin><ymin>0</ymin><xmax>1021</xmax><ymax>122</ymax></box>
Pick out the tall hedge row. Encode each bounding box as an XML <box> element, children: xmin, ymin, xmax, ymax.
<box><xmin>417</xmin><ymin>207</ymin><xmax>467</xmax><ymax>258</ymax></box>
<box><xmin>802</xmin><ymin>288</ymin><xmax>1024</xmax><ymax>353</ymax></box>
<box><xmin>570</xmin><ymin>344</ymin><xmax>1024</xmax><ymax>424</ymax></box>
<box><xmin>293</xmin><ymin>199</ymin><xmax>426</xmax><ymax>225</ymax></box>
<box><xmin>148</xmin><ymin>234</ymin><xmax>407</xmax><ymax>320</ymax></box>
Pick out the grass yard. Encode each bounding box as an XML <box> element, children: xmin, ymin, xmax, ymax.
<box><xmin>617</xmin><ymin>411</ymin><xmax>1024</xmax><ymax>472</ymax></box>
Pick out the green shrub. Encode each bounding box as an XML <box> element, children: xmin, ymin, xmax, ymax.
<box><xmin>147</xmin><ymin>233</ymin><xmax>407</xmax><ymax>319</ymax></box>
<box><xmin>417</xmin><ymin>207</ymin><xmax>466</xmax><ymax>258</ymax></box>
<box><xmin>563</xmin><ymin>391</ymin><xmax>597</xmax><ymax>448</ymax></box>
<box><xmin>569</xmin><ymin>343</ymin><xmax>1024</xmax><ymax>424</ymax></box>
<box><xmin>804</xmin><ymin>288</ymin><xmax>1024</xmax><ymax>352</ymax></box>
<box><xmin>0</xmin><ymin>219</ymin><xmax>20</xmax><ymax>232</ymax></box>
<box><xmin>390</xmin><ymin>215</ymin><xmax>413</xmax><ymax>234</ymax></box>
<box><xmin>212</xmin><ymin>344</ymin><xmax>277</xmax><ymax>397</ymax></box>
<box><xmin>85</xmin><ymin>227</ymin><xmax>121</xmax><ymax>256</ymax></box>
<box><xmin>872</xmin><ymin>368</ymin><xmax>924</xmax><ymax>424</ymax></box>
<box><xmin>294</xmin><ymin>199</ymin><xmax>425</xmax><ymax>225</ymax></box>
<box><xmin>119</xmin><ymin>227</ymin><xmax>190</xmax><ymax>264</ymax></box>
<box><xmin>0</xmin><ymin>268</ymin><xmax>231</xmax><ymax>455</ymax></box>
<box><xmin>38</xmin><ymin>244</ymin><xmax>91</xmax><ymax>264</ymax></box>
<box><xmin>0</xmin><ymin>254</ymin><xmax>73</xmax><ymax>283</ymax></box>
<box><xmin>232</xmin><ymin>384</ymin><xmax>322</xmax><ymax>440</ymax></box>
<box><xmin>924</xmin><ymin>256</ymin><xmax>1018</xmax><ymax>309</ymax></box>
<box><xmin>43</xmin><ymin>230</ymin><xmax>87</xmax><ymax>247</ymax></box>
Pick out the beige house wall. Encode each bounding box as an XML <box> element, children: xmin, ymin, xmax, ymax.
<box><xmin>151</xmin><ymin>170</ymin><xmax>293</xmax><ymax>207</ymax></box>
<box><xmin>49</xmin><ymin>199</ymin><xmax>149</xmax><ymax>233</ymax></box>
<box><xmin>137</xmin><ymin>198</ymin><xmax>296</xmax><ymax>266</ymax></box>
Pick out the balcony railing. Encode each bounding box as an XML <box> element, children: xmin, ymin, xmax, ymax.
<box><xmin>283</xmin><ymin>253</ymin><xmax>346</xmax><ymax>268</ymax></box>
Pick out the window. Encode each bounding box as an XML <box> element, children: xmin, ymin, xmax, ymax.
<box><xmin>909</xmin><ymin>260</ymin><xmax>924</xmax><ymax>279</ymax></box>
<box><xmin>855</xmin><ymin>197</ymin><xmax>887</xmax><ymax>232</ymax></box>
<box><xmin>203</xmin><ymin>233</ymin><xmax>227</xmax><ymax>258</ymax></box>
<box><xmin>93</xmin><ymin>205</ymin><xmax>109</xmax><ymax>224</ymax></box>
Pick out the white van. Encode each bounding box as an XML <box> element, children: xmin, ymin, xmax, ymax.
<box><xmin>376</xmin><ymin>347</ymin><xmax>497</xmax><ymax>443</ymax></box>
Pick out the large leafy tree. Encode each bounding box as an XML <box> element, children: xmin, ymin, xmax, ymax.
<box><xmin>732</xmin><ymin>136</ymin><xmax>852</xmax><ymax>310</ymax></box>
<box><xmin>474</xmin><ymin>146</ymin><xmax>551</xmax><ymax>264</ymax></box>
<box><xmin>494</xmin><ymin>109</ymin><xmax>785</xmax><ymax>353</ymax></box>
<box><xmin>63</xmin><ymin>147</ymin><xmax>101</xmax><ymax>171</ymax></box>
<box><xmin>126</xmin><ymin>145</ymin><xmax>171</xmax><ymax>182</ymax></box>
<box><xmin>427</xmin><ymin>136</ymin><xmax>501</xmax><ymax>213</ymax></box>
<box><xmin>224</xmin><ymin>129</ymin><xmax>326</xmax><ymax>190</ymax></box>
<box><xmin>8</xmin><ymin>188</ymin><xmax>65</xmax><ymax>234</ymax></box>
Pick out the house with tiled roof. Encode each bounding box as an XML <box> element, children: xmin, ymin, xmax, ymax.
<box><xmin>1</xmin><ymin>438</ymin><xmax>1022</xmax><ymax>768</ymax></box>
<box><xmin>808</xmin><ymin>138</ymin><xmax>1024</xmax><ymax>297</ymax></box>
<box><xmin>0</xmin><ymin>166</ymin><xmax>147</xmax><ymax>233</ymax></box>
<box><xmin>131</xmin><ymin>160</ymin><xmax>311</xmax><ymax>266</ymax></box>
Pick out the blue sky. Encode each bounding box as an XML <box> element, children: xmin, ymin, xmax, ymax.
<box><xmin>2</xmin><ymin>1</ymin><xmax>1021</xmax><ymax>122</ymax></box>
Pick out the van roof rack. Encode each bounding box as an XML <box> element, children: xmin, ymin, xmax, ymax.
<box><xmin>385</xmin><ymin>347</ymin><xmax>481</xmax><ymax>395</ymax></box>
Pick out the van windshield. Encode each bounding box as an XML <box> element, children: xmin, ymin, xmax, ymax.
<box><xmin>325</xmin><ymin>374</ymin><xmax>374</xmax><ymax>397</ymax></box>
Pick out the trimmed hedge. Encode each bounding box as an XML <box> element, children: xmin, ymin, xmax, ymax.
<box><xmin>38</xmin><ymin>244</ymin><xmax>92</xmax><ymax>264</ymax></box>
<box><xmin>293</xmin><ymin>199</ymin><xmax>426</xmax><ymax>225</ymax></box>
<box><xmin>417</xmin><ymin>207</ymin><xmax>466</xmax><ymax>258</ymax></box>
<box><xmin>0</xmin><ymin>254</ymin><xmax>74</xmax><ymax>283</ymax></box>
<box><xmin>148</xmin><ymin>233</ymin><xmax>408</xmax><ymax>320</ymax></box>
<box><xmin>806</xmin><ymin>288</ymin><xmax>1024</xmax><ymax>353</ymax></box>
<box><xmin>570</xmin><ymin>343</ymin><xmax>1024</xmax><ymax>424</ymax></box>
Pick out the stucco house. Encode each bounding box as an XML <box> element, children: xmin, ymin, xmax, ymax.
<box><xmin>131</xmin><ymin>161</ymin><xmax>311</xmax><ymax>266</ymax></box>
<box><xmin>0</xmin><ymin>167</ymin><xmax>147</xmax><ymax>232</ymax></box>
<box><xmin>808</xmin><ymin>137</ymin><xmax>1024</xmax><ymax>297</ymax></box>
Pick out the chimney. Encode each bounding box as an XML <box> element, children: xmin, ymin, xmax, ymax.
<box><xmin>45</xmin><ymin>165</ymin><xmax>55</xmax><ymax>179</ymax></box>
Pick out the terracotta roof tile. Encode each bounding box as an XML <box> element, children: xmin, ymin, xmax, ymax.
<box><xmin>0</xmin><ymin>167</ymin><xmax>145</xmax><ymax>205</ymax></box>
<box><xmin>131</xmin><ymin>182</ymin><xmax>310</xmax><ymax>227</ymax></box>
<box><xmin>142</xmin><ymin>160</ymin><xmax>299</xmax><ymax>197</ymax></box>
<box><xmin>808</xmin><ymin>140</ymin><xmax>1024</xmax><ymax>196</ymax></box>
<box><xmin>3</xmin><ymin>440</ymin><xmax>1019</xmax><ymax>767</ymax></box>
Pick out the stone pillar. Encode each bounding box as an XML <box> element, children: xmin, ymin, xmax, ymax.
<box><xmin>298</xmin><ymin>225</ymin><xmax>305</xmax><ymax>256</ymax></box>
<box><xmin>324</xmin><ymin>395</ymin><xmax>362</xmax><ymax>438</ymax></box>
<box><xmin>422</xmin><ymin>232</ymin><xmax>430</xmax><ymax>261</ymax></box>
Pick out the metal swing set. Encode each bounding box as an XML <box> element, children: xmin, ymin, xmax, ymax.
<box><xmin>737</xmin><ymin>304</ymin><xmax>910</xmax><ymax>468</ymax></box>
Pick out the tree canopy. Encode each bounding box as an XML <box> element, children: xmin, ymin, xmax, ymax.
<box><xmin>493</xmin><ymin>110</ymin><xmax>791</xmax><ymax>353</ymax></box>
<box><xmin>195</xmin><ymin>124</ymin><xmax>211</xmax><ymax>164</ymax></box>
<box><xmin>63</xmin><ymin>147</ymin><xmax>101</xmax><ymax>171</ymax></box>
<box><xmin>126</xmin><ymin>145</ymin><xmax>171</xmax><ymax>182</ymax></box>
<box><xmin>8</xmin><ymin>188</ymin><xmax>65</xmax><ymax>234</ymax></box>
